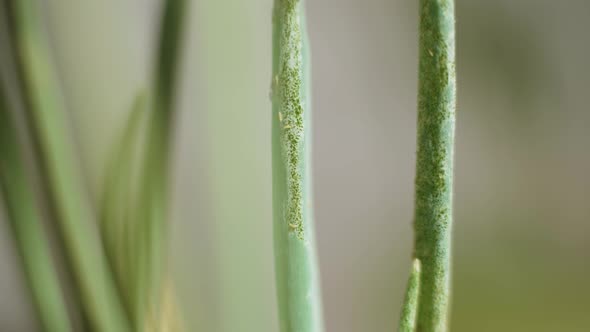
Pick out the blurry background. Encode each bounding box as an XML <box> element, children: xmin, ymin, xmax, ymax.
<box><xmin>1</xmin><ymin>0</ymin><xmax>589</xmax><ymax>331</ymax></box>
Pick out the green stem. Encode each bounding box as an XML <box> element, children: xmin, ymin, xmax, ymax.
<box><xmin>272</xmin><ymin>1</ymin><xmax>324</xmax><ymax>331</ymax></box>
<box><xmin>411</xmin><ymin>0</ymin><xmax>457</xmax><ymax>331</ymax></box>
<box><xmin>398</xmin><ymin>259</ymin><xmax>421</xmax><ymax>332</ymax></box>
<box><xmin>3</xmin><ymin>0</ymin><xmax>130</xmax><ymax>330</ymax></box>
<box><xmin>0</xmin><ymin>81</ymin><xmax>72</xmax><ymax>332</ymax></box>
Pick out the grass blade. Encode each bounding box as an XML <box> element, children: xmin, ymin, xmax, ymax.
<box><xmin>0</xmin><ymin>80</ymin><xmax>72</xmax><ymax>332</ymax></box>
<box><xmin>409</xmin><ymin>0</ymin><xmax>457</xmax><ymax>330</ymax></box>
<box><xmin>99</xmin><ymin>92</ymin><xmax>147</xmax><ymax>328</ymax></box>
<box><xmin>134</xmin><ymin>0</ymin><xmax>187</xmax><ymax>327</ymax></box>
<box><xmin>272</xmin><ymin>1</ymin><xmax>324</xmax><ymax>331</ymax></box>
<box><xmin>3</xmin><ymin>0</ymin><xmax>130</xmax><ymax>330</ymax></box>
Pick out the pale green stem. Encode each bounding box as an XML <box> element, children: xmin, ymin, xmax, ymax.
<box><xmin>3</xmin><ymin>0</ymin><xmax>130</xmax><ymax>330</ymax></box>
<box><xmin>0</xmin><ymin>82</ymin><xmax>72</xmax><ymax>332</ymax></box>
<box><xmin>398</xmin><ymin>259</ymin><xmax>421</xmax><ymax>332</ymax></box>
<box><xmin>272</xmin><ymin>1</ymin><xmax>324</xmax><ymax>331</ymax></box>
<box><xmin>410</xmin><ymin>0</ymin><xmax>457</xmax><ymax>331</ymax></box>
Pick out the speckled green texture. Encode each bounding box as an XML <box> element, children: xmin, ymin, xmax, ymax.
<box><xmin>272</xmin><ymin>1</ymin><xmax>324</xmax><ymax>331</ymax></box>
<box><xmin>274</xmin><ymin>0</ymin><xmax>305</xmax><ymax>239</ymax></box>
<box><xmin>412</xmin><ymin>0</ymin><xmax>456</xmax><ymax>331</ymax></box>
<box><xmin>399</xmin><ymin>259</ymin><xmax>421</xmax><ymax>332</ymax></box>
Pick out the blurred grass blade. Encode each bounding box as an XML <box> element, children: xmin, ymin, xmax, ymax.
<box><xmin>99</xmin><ymin>92</ymin><xmax>147</xmax><ymax>327</ymax></box>
<box><xmin>410</xmin><ymin>0</ymin><xmax>457</xmax><ymax>331</ymax></box>
<box><xmin>155</xmin><ymin>0</ymin><xmax>186</xmax><ymax>116</ymax></box>
<box><xmin>0</xmin><ymin>80</ymin><xmax>72</xmax><ymax>332</ymax></box>
<box><xmin>134</xmin><ymin>0</ymin><xmax>187</xmax><ymax>327</ymax></box>
<box><xmin>3</xmin><ymin>0</ymin><xmax>130</xmax><ymax>330</ymax></box>
<box><xmin>98</xmin><ymin>0</ymin><xmax>187</xmax><ymax>328</ymax></box>
<box><xmin>272</xmin><ymin>1</ymin><xmax>324</xmax><ymax>331</ymax></box>
<box><xmin>398</xmin><ymin>259</ymin><xmax>421</xmax><ymax>332</ymax></box>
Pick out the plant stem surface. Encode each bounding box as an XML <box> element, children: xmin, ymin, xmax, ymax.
<box><xmin>411</xmin><ymin>0</ymin><xmax>456</xmax><ymax>331</ymax></box>
<box><xmin>272</xmin><ymin>1</ymin><xmax>324</xmax><ymax>331</ymax></box>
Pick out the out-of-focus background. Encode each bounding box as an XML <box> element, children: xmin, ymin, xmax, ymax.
<box><xmin>1</xmin><ymin>0</ymin><xmax>589</xmax><ymax>331</ymax></box>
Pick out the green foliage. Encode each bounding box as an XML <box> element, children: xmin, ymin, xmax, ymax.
<box><xmin>0</xmin><ymin>0</ymin><xmax>187</xmax><ymax>330</ymax></box>
<box><xmin>3</xmin><ymin>0</ymin><xmax>131</xmax><ymax>329</ymax></box>
<box><xmin>0</xmin><ymin>79</ymin><xmax>72</xmax><ymax>332</ymax></box>
<box><xmin>0</xmin><ymin>0</ymin><xmax>460</xmax><ymax>331</ymax></box>
<box><xmin>99</xmin><ymin>92</ymin><xmax>148</xmax><ymax>327</ymax></box>
<box><xmin>99</xmin><ymin>0</ymin><xmax>187</xmax><ymax>328</ymax></box>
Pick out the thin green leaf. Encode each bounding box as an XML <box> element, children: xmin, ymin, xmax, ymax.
<box><xmin>99</xmin><ymin>92</ymin><xmax>148</xmax><ymax>328</ymax></box>
<box><xmin>134</xmin><ymin>0</ymin><xmax>187</xmax><ymax>327</ymax></box>
<box><xmin>0</xmin><ymin>78</ymin><xmax>72</xmax><ymax>332</ymax></box>
<box><xmin>3</xmin><ymin>0</ymin><xmax>131</xmax><ymax>330</ymax></box>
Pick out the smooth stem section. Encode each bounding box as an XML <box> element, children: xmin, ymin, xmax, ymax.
<box><xmin>135</xmin><ymin>0</ymin><xmax>186</xmax><ymax>326</ymax></box>
<box><xmin>398</xmin><ymin>259</ymin><xmax>421</xmax><ymax>332</ymax></box>
<box><xmin>413</xmin><ymin>0</ymin><xmax>456</xmax><ymax>331</ymax></box>
<box><xmin>4</xmin><ymin>0</ymin><xmax>130</xmax><ymax>330</ymax></box>
<box><xmin>272</xmin><ymin>1</ymin><xmax>324</xmax><ymax>331</ymax></box>
<box><xmin>0</xmin><ymin>82</ymin><xmax>72</xmax><ymax>332</ymax></box>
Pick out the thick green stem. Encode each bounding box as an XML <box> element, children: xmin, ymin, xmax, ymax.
<box><xmin>0</xmin><ymin>82</ymin><xmax>72</xmax><ymax>332</ymax></box>
<box><xmin>411</xmin><ymin>0</ymin><xmax>456</xmax><ymax>331</ymax></box>
<box><xmin>3</xmin><ymin>0</ymin><xmax>130</xmax><ymax>330</ymax></box>
<box><xmin>272</xmin><ymin>1</ymin><xmax>324</xmax><ymax>332</ymax></box>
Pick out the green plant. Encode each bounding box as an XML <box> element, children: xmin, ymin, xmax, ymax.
<box><xmin>0</xmin><ymin>0</ymin><xmax>187</xmax><ymax>330</ymax></box>
<box><xmin>1</xmin><ymin>0</ymin><xmax>458</xmax><ymax>330</ymax></box>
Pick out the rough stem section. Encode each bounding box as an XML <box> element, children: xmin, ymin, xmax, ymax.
<box><xmin>412</xmin><ymin>0</ymin><xmax>456</xmax><ymax>331</ymax></box>
<box><xmin>272</xmin><ymin>1</ymin><xmax>324</xmax><ymax>331</ymax></box>
<box><xmin>275</xmin><ymin>0</ymin><xmax>305</xmax><ymax>240</ymax></box>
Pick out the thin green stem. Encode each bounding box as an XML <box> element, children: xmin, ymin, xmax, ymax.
<box><xmin>398</xmin><ymin>259</ymin><xmax>421</xmax><ymax>332</ymax></box>
<box><xmin>410</xmin><ymin>0</ymin><xmax>457</xmax><ymax>331</ymax></box>
<box><xmin>272</xmin><ymin>1</ymin><xmax>324</xmax><ymax>331</ymax></box>
<box><xmin>0</xmin><ymin>81</ymin><xmax>72</xmax><ymax>332</ymax></box>
<box><xmin>3</xmin><ymin>0</ymin><xmax>130</xmax><ymax>330</ymax></box>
